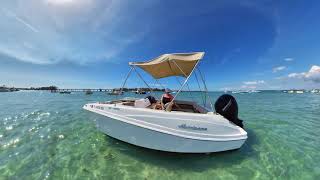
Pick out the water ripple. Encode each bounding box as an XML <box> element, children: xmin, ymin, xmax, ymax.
<box><xmin>0</xmin><ymin>91</ymin><xmax>319</xmax><ymax>179</ymax></box>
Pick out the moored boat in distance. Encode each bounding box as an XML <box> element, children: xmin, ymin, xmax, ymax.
<box><xmin>285</xmin><ymin>90</ymin><xmax>306</xmax><ymax>94</ymax></box>
<box><xmin>232</xmin><ymin>90</ymin><xmax>260</xmax><ymax>94</ymax></box>
<box><xmin>135</xmin><ymin>88</ymin><xmax>147</xmax><ymax>94</ymax></box>
<box><xmin>248</xmin><ymin>90</ymin><xmax>261</xmax><ymax>93</ymax></box>
<box><xmin>0</xmin><ymin>85</ymin><xmax>19</xmax><ymax>92</ymax></box>
<box><xmin>288</xmin><ymin>90</ymin><xmax>294</xmax><ymax>93</ymax></box>
<box><xmin>85</xmin><ymin>90</ymin><xmax>93</xmax><ymax>95</ymax></box>
<box><xmin>108</xmin><ymin>89</ymin><xmax>123</xmax><ymax>95</ymax></box>
<box><xmin>59</xmin><ymin>91</ymin><xmax>71</xmax><ymax>94</ymax></box>
<box><xmin>0</xmin><ymin>87</ymin><xmax>10</xmax><ymax>92</ymax></box>
<box><xmin>295</xmin><ymin>90</ymin><xmax>304</xmax><ymax>94</ymax></box>
<box><xmin>231</xmin><ymin>90</ymin><xmax>248</xmax><ymax>94</ymax></box>
<box><xmin>83</xmin><ymin>52</ymin><xmax>247</xmax><ymax>153</ymax></box>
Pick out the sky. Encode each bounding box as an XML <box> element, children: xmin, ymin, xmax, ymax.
<box><xmin>0</xmin><ymin>0</ymin><xmax>320</xmax><ymax>90</ymax></box>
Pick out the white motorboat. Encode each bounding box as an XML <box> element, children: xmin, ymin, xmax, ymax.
<box><xmin>296</xmin><ymin>90</ymin><xmax>304</xmax><ymax>94</ymax></box>
<box><xmin>108</xmin><ymin>89</ymin><xmax>123</xmax><ymax>95</ymax></box>
<box><xmin>232</xmin><ymin>90</ymin><xmax>261</xmax><ymax>94</ymax></box>
<box><xmin>85</xmin><ymin>90</ymin><xmax>93</xmax><ymax>95</ymax></box>
<box><xmin>83</xmin><ymin>52</ymin><xmax>247</xmax><ymax>153</ymax></box>
<box><xmin>248</xmin><ymin>90</ymin><xmax>261</xmax><ymax>93</ymax></box>
<box><xmin>135</xmin><ymin>88</ymin><xmax>147</xmax><ymax>94</ymax></box>
<box><xmin>231</xmin><ymin>90</ymin><xmax>249</xmax><ymax>94</ymax></box>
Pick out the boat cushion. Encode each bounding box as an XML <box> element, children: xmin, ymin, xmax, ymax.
<box><xmin>134</xmin><ymin>98</ymin><xmax>151</xmax><ymax>108</ymax></box>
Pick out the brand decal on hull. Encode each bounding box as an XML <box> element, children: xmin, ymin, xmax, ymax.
<box><xmin>108</xmin><ymin>107</ymin><xmax>120</xmax><ymax>110</ymax></box>
<box><xmin>93</xmin><ymin>105</ymin><xmax>120</xmax><ymax>111</ymax></box>
<box><xmin>178</xmin><ymin>124</ymin><xmax>207</xmax><ymax>131</ymax></box>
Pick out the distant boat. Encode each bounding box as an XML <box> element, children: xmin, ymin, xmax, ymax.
<box><xmin>85</xmin><ymin>90</ymin><xmax>93</xmax><ymax>95</ymax></box>
<box><xmin>232</xmin><ymin>90</ymin><xmax>248</xmax><ymax>94</ymax></box>
<box><xmin>232</xmin><ymin>90</ymin><xmax>260</xmax><ymax>94</ymax></box>
<box><xmin>311</xmin><ymin>89</ymin><xmax>319</xmax><ymax>93</ymax></box>
<box><xmin>60</xmin><ymin>91</ymin><xmax>71</xmax><ymax>94</ymax></box>
<box><xmin>108</xmin><ymin>90</ymin><xmax>123</xmax><ymax>95</ymax></box>
<box><xmin>248</xmin><ymin>90</ymin><xmax>261</xmax><ymax>93</ymax></box>
<box><xmin>0</xmin><ymin>88</ymin><xmax>10</xmax><ymax>92</ymax></box>
<box><xmin>296</xmin><ymin>90</ymin><xmax>304</xmax><ymax>94</ymax></box>
<box><xmin>135</xmin><ymin>89</ymin><xmax>147</xmax><ymax>94</ymax></box>
<box><xmin>287</xmin><ymin>90</ymin><xmax>304</xmax><ymax>94</ymax></box>
<box><xmin>0</xmin><ymin>86</ymin><xmax>19</xmax><ymax>92</ymax></box>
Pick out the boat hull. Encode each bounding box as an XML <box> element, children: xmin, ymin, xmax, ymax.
<box><xmin>84</xmin><ymin>103</ymin><xmax>247</xmax><ymax>153</ymax></box>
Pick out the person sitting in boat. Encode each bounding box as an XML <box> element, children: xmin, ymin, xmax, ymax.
<box><xmin>153</xmin><ymin>88</ymin><xmax>175</xmax><ymax>110</ymax></box>
<box><xmin>160</xmin><ymin>88</ymin><xmax>176</xmax><ymax>111</ymax></box>
<box><xmin>161</xmin><ymin>88</ymin><xmax>174</xmax><ymax>106</ymax></box>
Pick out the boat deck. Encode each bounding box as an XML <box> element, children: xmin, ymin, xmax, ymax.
<box><xmin>103</xmin><ymin>99</ymin><xmax>209</xmax><ymax>114</ymax></box>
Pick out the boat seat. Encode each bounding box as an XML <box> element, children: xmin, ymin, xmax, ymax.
<box><xmin>171</xmin><ymin>103</ymin><xmax>199</xmax><ymax>113</ymax></box>
<box><xmin>122</xmin><ymin>101</ymin><xmax>135</xmax><ymax>106</ymax></box>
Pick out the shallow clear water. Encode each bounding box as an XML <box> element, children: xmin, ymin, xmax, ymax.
<box><xmin>0</xmin><ymin>91</ymin><xmax>319</xmax><ymax>179</ymax></box>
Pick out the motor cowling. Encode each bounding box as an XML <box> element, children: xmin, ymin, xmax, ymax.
<box><xmin>214</xmin><ymin>94</ymin><xmax>244</xmax><ymax>128</ymax></box>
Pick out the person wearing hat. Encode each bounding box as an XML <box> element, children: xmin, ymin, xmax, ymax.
<box><xmin>152</xmin><ymin>88</ymin><xmax>175</xmax><ymax>110</ymax></box>
<box><xmin>161</xmin><ymin>88</ymin><xmax>174</xmax><ymax>109</ymax></box>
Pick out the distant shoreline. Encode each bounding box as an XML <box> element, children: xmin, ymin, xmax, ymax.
<box><xmin>2</xmin><ymin>85</ymin><xmax>319</xmax><ymax>92</ymax></box>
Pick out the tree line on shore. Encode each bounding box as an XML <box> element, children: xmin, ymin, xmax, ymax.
<box><xmin>2</xmin><ymin>85</ymin><xmax>167</xmax><ymax>92</ymax></box>
<box><xmin>20</xmin><ymin>86</ymin><xmax>59</xmax><ymax>91</ymax></box>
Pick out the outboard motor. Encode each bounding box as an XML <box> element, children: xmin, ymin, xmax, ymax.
<box><xmin>214</xmin><ymin>94</ymin><xmax>244</xmax><ymax>128</ymax></box>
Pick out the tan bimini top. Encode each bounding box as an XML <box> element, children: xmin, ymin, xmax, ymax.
<box><xmin>129</xmin><ymin>52</ymin><xmax>205</xmax><ymax>79</ymax></box>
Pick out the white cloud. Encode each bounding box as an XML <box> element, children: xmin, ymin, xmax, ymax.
<box><xmin>284</xmin><ymin>57</ymin><xmax>294</xmax><ymax>62</ymax></box>
<box><xmin>241</xmin><ymin>85</ymin><xmax>257</xmax><ymax>89</ymax></box>
<box><xmin>288</xmin><ymin>73</ymin><xmax>302</xmax><ymax>78</ymax></box>
<box><xmin>150</xmin><ymin>83</ymin><xmax>167</xmax><ymax>87</ymax></box>
<box><xmin>243</xmin><ymin>80</ymin><xmax>265</xmax><ymax>85</ymax></box>
<box><xmin>272</xmin><ymin>66</ymin><xmax>286</xmax><ymax>73</ymax></box>
<box><xmin>0</xmin><ymin>0</ymin><xmax>147</xmax><ymax>64</ymax></box>
<box><xmin>46</xmin><ymin>0</ymin><xmax>75</xmax><ymax>5</ymax></box>
<box><xmin>288</xmin><ymin>65</ymin><xmax>320</xmax><ymax>83</ymax></box>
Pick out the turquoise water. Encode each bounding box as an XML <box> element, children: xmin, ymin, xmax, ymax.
<box><xmin>0</xmin><ymin>91</ymin><xmax>319</xmax><ymax>179</ymax></box>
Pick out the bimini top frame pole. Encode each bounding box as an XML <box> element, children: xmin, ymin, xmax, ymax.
<box><xmin>165</xmin><ymin>59</ymin><xmax>201</xmax><ymax>111</ymax></box>
<box><xmin>117</xmin><ymin>66</ymin><xmax>134</xmax><ymax>100</ymax></box>
<box><xmin>197</xmin><ymin>67</ymin><xmax>214</xmax><ymax>112</ymax></box>
<box><xmin>132</xmin><ymin>65</ymin><xmax>157</xmax><ymax>98</ymax></box>
<box><xmin>120</xmin><ymin>52</ymin><xmax>213</xmax><ymax>111</ymax></box>
<box><xmin>117</xmin><ymin>65</ymin><xmax>157</xmax><ymax>100</ymax></box>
